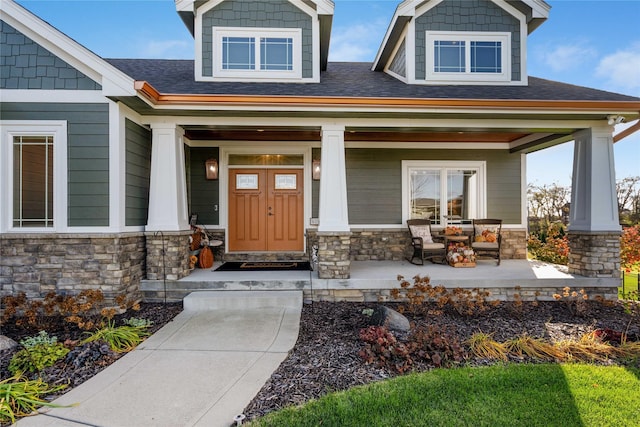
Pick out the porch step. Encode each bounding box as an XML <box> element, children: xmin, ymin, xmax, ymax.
<box><xmin>183</xmin><ymin>290</ymin><xmax>302</xmax><ymax>311</ymax></box>
<box><xmin>221</xmin><ymin>252</ymin><xmax>309</xmax><ymax>262</ymax></box>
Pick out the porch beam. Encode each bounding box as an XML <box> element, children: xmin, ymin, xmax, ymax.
<box><xmin>146</xmin><ymin>123</ymin><xmax>189</xmax><ymax>231</ymax></box>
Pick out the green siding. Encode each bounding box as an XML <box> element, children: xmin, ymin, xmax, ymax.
<box><xmin>345</xmin><ymin>148</ymin><xmax>522</xmax><ymax>225</ymax></box>
<box><xmin>415</xmin><ymin>0</ymin><xmax>521</xmax><ymax>81</ymax></box>
<box><xmin>0</xmin><ymin>20</ymin><xmax>101</xmax><ymax>90</ymax></box>
<box><xmin>188</xmin><ymin>147</ymin><xmax>219</xmax><ymax>225</ymax></box>
<box><xmin>0</xmin><ymin>102</ymin><xmax>110</xmax><ymax>226</ymax></box>
<box><xmin>202</xmin><ymin>0</ymin><xmax>313</xmax><ymax>78</ymax></box>
<box><xmin>125</xmin><ymin>119</ymin><xmax>151</xmax><ymax>226</ymax></box>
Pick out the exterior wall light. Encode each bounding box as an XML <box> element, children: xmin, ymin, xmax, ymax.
<box><xmin>312</xmin><ymin>159</ymin><xmax>321</xmax><ymax>180</ymax></box>
<box><xmin>205</xmin><ymin>158</ymin><xmax>218</xmax><ymax>180</ymax></box>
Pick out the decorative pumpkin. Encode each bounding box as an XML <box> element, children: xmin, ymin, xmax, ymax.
<box><xmin>475</xmin><ymin>235</ymin><xmax>486</xmax><ymax>242</ymax></box>
<box><xmin>199</xmin><ymin>246</ymin><xmax>214</xmax><ymax>269</ymax></box>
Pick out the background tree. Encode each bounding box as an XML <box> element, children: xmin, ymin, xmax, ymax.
<box><xmin>617</xmin><ymin>176</ymin><xmax>640</xmax><ymax>225</ymax></box>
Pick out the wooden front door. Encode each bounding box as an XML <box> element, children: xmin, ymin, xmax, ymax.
<box><xmin>228</xmin><ymin>169</ymin><xmax>304</xmax><ymax>252</ymax></box>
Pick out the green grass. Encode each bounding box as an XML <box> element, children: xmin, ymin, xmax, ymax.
<box><xmin>250</xmin><ymin>364</ymin><xmax>640</xmax><ymax>427</ymax></box>
<box><xmin>620</xmin><ymin>271</ymin><xmax>639</xmax><ymax>299</ymax></box>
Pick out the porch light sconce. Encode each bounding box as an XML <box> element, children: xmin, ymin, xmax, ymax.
<box><xmin>312</xmin><ymin>160</ymin><xmax>321</xmax><ymax>180</ymax></box>
<box><xmin>205</xmin><ymin>159</ymin><xmax>218</xmax><ymax>180</ymax></box>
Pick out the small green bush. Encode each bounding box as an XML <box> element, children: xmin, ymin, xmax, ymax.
<box><xmin>19</xmin><ymin>331</ymin><xmax>58</xmax><ymax>349</ymax></box>
<box><xmin>81</xmin><ymin>321</ymin><xmax>149</xmax><ymax>352</ymax></box>
<box><xmin>0</xmin><ymin>375</ymin><xmax>69</xmax><ymax>424</ymax></box>
<box><xmin>124</xmin><ymin>317</ymin><xmax>153</xmax><ymax>328</ymax></box>
<box><xmin>9</xmin><ymin>343</ymin><xmax>69</xmax><ymax>375</ymax></box>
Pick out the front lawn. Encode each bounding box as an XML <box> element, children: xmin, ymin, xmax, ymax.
<box><xmin>251</xmin><ymin>364</ymin><xmax>640</xmax><ymax>427</ymax></box>
<box><xmin>620</xmin><ymin>271</ymin><xmax>639</xmax><ymax>299</ymax></box>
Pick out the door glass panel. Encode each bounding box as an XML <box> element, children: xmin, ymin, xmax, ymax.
<box><xmin>236</xmin><ymin>174</ymin><xmax>258</xmax><ymax>189</ymax></box>
<box><xmin>229</xmin><ymin>154</ymin><xmax>303</xmax><ymax>166</ymax></box>
<box><xmin>410</xmin><ymin>169</ymin><xmax>440</xmax><ymax>223</ymax></box>
<box><xmin>447</xmin><ymin>169</ymin><xmax>477</xmax><ymax>224</ymax></box>
<box><xmin>275</xmin><ymin>174</ymin><xmax>296</xmax><ymax>189</ymax></box>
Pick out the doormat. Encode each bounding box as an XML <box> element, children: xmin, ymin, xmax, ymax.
<box><xmin>214</xmin><ymin>261</ymin><xmax>311</xmax><ymax>271</ymax></box>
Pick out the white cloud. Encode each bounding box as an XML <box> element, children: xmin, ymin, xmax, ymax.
<box><xmin>596</xmin><ymin>42</ymin><xmax>640</xmax><ymax>94</ymax></box>
<box><xmin>329</xmin><ymin>20</ymin><xmax>387</xmax><ymax>62</ymax></box>
<box><xmin>539</xmin><ymin>43</ymin><xmax>596</xmax><ymax>72</ymax></box>
<box><xmin>140</xmin><ymin>40</ymin><xmax>192</xmax><ymax>59</ymax></box>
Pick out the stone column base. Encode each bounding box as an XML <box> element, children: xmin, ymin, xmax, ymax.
<box><xmin>568</xmin><ymin>231</ymin><xmax>621</xmax><ymax>278</ymax></box>
<box><xmin>317</xmin><ymin>232</ymin><xmax>351</xmax><ymax>279</ymax></box>
<box><xmin>145</xmin><ymin>230</ymin><xmax>191</xmax><ymax>281</ymax></box>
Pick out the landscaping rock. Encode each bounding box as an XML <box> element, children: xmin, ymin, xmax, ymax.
<box><xmin>0</xmin><ymin>335</ymin><xmax>17</xmax><ymax>351</ymax></box>
<box><xmin>370</xmin><ymin>305</ymin><xmax>410</xmax><ymax>333</ymax></box>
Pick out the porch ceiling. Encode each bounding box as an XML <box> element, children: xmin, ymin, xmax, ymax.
<box><xmin>182</xmin><ymin>125</ymin><xmax>571</xmax><ymax>151</ymax></box>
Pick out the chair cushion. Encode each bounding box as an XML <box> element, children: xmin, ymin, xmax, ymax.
<box><xmin>474</xmin><ymin>225</ymin><xmax>499</xmax><ymax>243</ymax></box>
<box><xmin>409</xmin><ymin>225</ymin><xmax>434</xmax><ymax>244</ymax></box>
<box><xmin>423</xmin><ymin>243</ymin><xmax>445</xmax><ymax>250</ymax></box>
<box><xmin>472</xmin><ymin>242</ymin><xmax>499</xmax><ymax>249</ymax></box>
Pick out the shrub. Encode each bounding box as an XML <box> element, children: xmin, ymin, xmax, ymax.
<box><xmin>528</xmin><ymin>222</ymin><xmax>569</xmax><ymax>265</ymax></box>
<box><xmin>621</xmin><ymin>225</ymin><xmax>640</xmax><ymax>272</ymax></box>
<box><xmin>358</xmin><ymin>326</ymin><xmax>413</xmax><ymax>373</ymax></box>
<box><xmin>552</xmin><ymin>287</ymin><xmax>589</xmax><ymax>317</ymax></box>
<box><xmin>392</xmin><ymin>275</ymin><xmax>498</xmax><ymax>317</ymax></box>
<box><xmin>81</xmin><ymin>320</ymin><xmax>150</xmax><ymax>353</ymax></box>
<box><xmin>0</xmin><ymin>375</ymin><xmax>69</xmax><ymax>424</ymax></box>
<box><xmin>411</xmin><ymin>325</ymin><xmax>467</xmax><ymax>367</ymax></box>
<box><xmin>9</xmin><ymin>342</ymin><xmax>69</xmax><ymax>375</ymax></box>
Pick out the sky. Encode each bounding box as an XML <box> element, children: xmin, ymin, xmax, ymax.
<box><xmin>14</xmin><ymin>0</ymin><xmax>640</xmax><ymax>187</ymax></box>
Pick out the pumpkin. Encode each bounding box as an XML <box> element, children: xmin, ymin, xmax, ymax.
<box><xmin>475</xmin><ymin>235</ymin><xmax>486</xmax><ymax>242</ymax></box>
<box><xmin>485</xmin><ymin>233</ymin><xmax>497</xmax><ymax>243</ymax></box>
<box><xmin>199</xmin><ymin>246</ymin><xmax>214</xmax><ymax>268</ymax></box>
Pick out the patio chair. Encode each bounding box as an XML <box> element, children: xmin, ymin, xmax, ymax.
<box><xmin>406</xmin><ymin>219</ymin><xmax>446</xmax><ymax>265</ymax></box>
<box><xmin>471</xmin><ymin>219</ymin><xmax>502</xmax><ymax>265</ymax></box>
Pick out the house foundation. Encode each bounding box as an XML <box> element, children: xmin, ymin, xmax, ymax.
<box><xmin>0</xmin><ymin>233</ymin><xmax>145</xmax><ymax>302</ymax></box>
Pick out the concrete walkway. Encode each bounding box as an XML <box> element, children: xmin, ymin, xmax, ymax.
<box><xmin>16</xmin><ymin>291</ymin><xmax>302</xmax><ymax>427</ymax></box>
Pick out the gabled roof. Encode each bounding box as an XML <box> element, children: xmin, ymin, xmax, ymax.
<box><xmin>372</xmin><ymin>0</ymin><xmax>551</xmax><ymax>72</ymax></box>
<box><xmin>1</xmin><ymin>0</ymin><xmax>135</xmax><ymax>96</ymax></box>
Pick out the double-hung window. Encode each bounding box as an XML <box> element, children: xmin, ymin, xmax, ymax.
<box><xmin>1</xmin><ymin>122</ymin><xmax>66</xmax><ymax>232</ymax></box>
<box><xmin>215</xmin><ymin>28</ymin><xmax>301</xmax><ymax>79</ymax></box>
<box><xmin>402</xmin><ymin>161</ymin><xmax>486</xmax><ymax>226</ymax></box>
<box><xmin>426</xmin><ymin>32</ymin><xmax>510</xmax><ymax>82</ymax></box>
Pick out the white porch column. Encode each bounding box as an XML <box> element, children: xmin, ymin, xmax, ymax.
<box><xmin>318</xmin><ymin>125</ymin><xmax>349</xmax><ymax>232</ymax></box>
<box><xmin>146</xmin><ymin>123</ymin><xmax>189</xmax><ymax>231</ymax></box>
<box><xmin>569</xmin><ymin>127</ymin><xmax>620</xmax><ymax>232</ymax></box>
<box><xmin>567</xmin><ymin>126</ymin><xmax>621</xmax><ymax>279</ymax></box>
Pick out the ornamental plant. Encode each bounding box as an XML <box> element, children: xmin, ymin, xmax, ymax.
<box><xmin>621</xmin><ymin>225</ymin><xmax>640</xmax><ymax>273</ymax></box>
<box><xmin>9</xmin><ymin>342</ymin><xmax>69</xmax><ymax>375</ymax></box>
<box><xmin>0</xmin><ymin>375</ymin><xmax>69</xmax><ymax>424</ymax></box>
<box><xmin>527</xmin><ymin>222</ymin><xmax>569</xmax><ymax>265</ymax></box>
<box><xmin>81</xmin><ymin>320</ymin><xmax>150</xmax><ymax>352</ymax></box>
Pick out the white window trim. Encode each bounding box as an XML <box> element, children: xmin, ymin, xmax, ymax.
<box><xmin>212</xmin><ymin>27</ymin><xmax>302</xmax><ymax>80</ymax></box>
<box><xmin>0</xmin><ymin>121</ymin><xmax>68</xmax><ymax>233</ymax></box>
<box><xmin>425</xmin><ymin>31</ymin><xmax>511</xmax><ymax>83</ymax></box>
<box><xmin>401</xmin><ymin>160</ymin><xmax>486</xmax><ymax>227</ymax></box>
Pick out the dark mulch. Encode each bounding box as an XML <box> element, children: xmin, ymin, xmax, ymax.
<box><xmin>2</xmin><ymin>298</ymin><xmax>639</xmax><ymax>424</ymax></box>
<box><xmin>243</xmin><ymin>300</ymin><xmax>640</xmax><ymax>421</ymax></box>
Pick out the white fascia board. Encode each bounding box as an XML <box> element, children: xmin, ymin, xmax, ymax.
<box><xmin>372</xmin><ymin>1</ymin><xmax>417</xmax><ymax>70</ymax></box>
<box><xmin>346</xmin><ymin>141</ymin><xmax>511</xmax><ymax>150</ymax></box>
<box><xmin>312</xmin><ymin>0</ymin><xmax>335</xmax><ymax>16</ymax></box>
<box><xmin>522</xmin><ymin>0</ymin><xmax>551</xmax><ymax>18</ymax></box>
<box><xmin>175</xmin><ymin>0</ymin><xmax>196</xmax><ymax>13</ymax></box>
<box><xmin>2</xmin><ymin>0</ymin><xmax>135</xmax><ymax>97</ymax></box>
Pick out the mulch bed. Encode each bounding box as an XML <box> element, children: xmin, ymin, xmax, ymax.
<box><xmin>2</xmin><ymin>299</ymin><xmax>639</xmax><ymax>425</ymax></box>
<box><xmin>243</xmin><ymin>300</ymin><xmax>640</xmax><ymax>421</ymax></box>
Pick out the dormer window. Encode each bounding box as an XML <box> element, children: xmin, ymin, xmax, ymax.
<box><xmin>426</xmin><ymin>32</ymin><xmax>511</xmax><ymax>83</ymax></box>
<box><xmin>213</xmin><ymin>28</ymin><xmax>301</xmax><ymax>80</ymax></box>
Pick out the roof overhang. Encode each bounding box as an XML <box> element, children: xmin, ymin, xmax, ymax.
<box><xmin>106</xmin><ymin>80</ymin><xmax>640</xmax><ymax>154</ymax></box>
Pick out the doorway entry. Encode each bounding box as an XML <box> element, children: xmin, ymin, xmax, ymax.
<box><xmin>228</xmin><ymin>168</ymin><xmax>304</xmax><ymax>252</ymax></box>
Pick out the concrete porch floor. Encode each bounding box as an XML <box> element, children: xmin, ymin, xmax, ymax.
<box><xmin>141</xmin><ymin>259</ymin><xmax>621</xmax><ymax>302</ymax></box>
